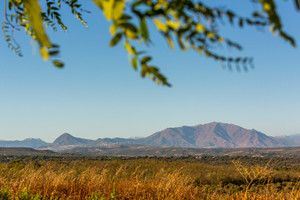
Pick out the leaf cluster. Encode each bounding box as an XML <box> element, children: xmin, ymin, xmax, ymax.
<box><xmin>2</xmin><ymin>0</ymin><xmax>299</xmax><ymax>86</ymax></box>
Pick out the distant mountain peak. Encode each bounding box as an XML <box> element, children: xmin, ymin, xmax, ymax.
<box><xmin>53</xmin><ymin>133</ymin><xmax>94</xmax><ymax>146</ymax></box>
<box><xmin>59</xmin><ymin>133</ymin><xmax>74</xmax><ymax>137</ymax></box>
<box><xmin>194</xmin><ymin>122</ymin><xmax>232</xmax><ymax>128</ymax></box>
<box><xmin>53</xmin><ymin>133</ymin><xmax>76</xmax><ymax>145</ymax></box>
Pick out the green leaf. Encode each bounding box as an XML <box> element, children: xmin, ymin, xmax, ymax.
<box><xmin>120</xmin><ymin>14</ymin><xmax>132</xmax><ymax>20</ymax></box>
<box><xmin>52</xmin><ymin>60</ymin><xmax>64</xmax><ymax>68</ymax></box>
<box><xmin>141</xmin><ymin>56</ymin><xmax>151</xmax><ymax>64</ymax></box>
<box><xmin>110</xmin><ymin>32</ymin><xmax>123</xmax><ymax>47</ymax></box>
<box><xmin>279</xmin><ymin>31</ymin><xmax>296</xmax><ymax>47</ymax></box>
<box><xmin>119</xmin><ymin>22</ymin><xmax>138</xmax><ymax>32</ymax></box>
<box><xmin>140</xmin><ymin>17</ymin><xmax>149</xmax><ymax>41</ymax></box>
<box><xmin>141</xmin><ymin>69</ymin><xmax>146</xmax><ymax>77</ymax></box>
<box><xmin>49</xmin><ymin>50</ymin><xmax>60</xmax><ymax>56</ymax></box>
<box><xmin>239</xmin><ymin>18</ymin><xmax>244</xmax><ymax>28</ymax></box>
<box><xmin>295</xmin><ymin>0</ymin><xmax>300</xmax><ymax>10</ymax></box>
<box><xmin>226</xmin><ymin>11</ymin><xmax>235</xmax><ymax>24</ymax></box>
<box><xmin>131</xmin><ymin>56</ymin><xmax>138</xmax><ymax>71</ymax></box>
<box><xmin>119</xmin><ymin>22</ymin><xmax>138</xmax><ymax>39</ymax></box>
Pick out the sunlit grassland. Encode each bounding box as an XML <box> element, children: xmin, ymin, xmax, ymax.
<box><xmin>0</xmin><ymin>158</ymin><xmax>300</xmax><ymax>199</ymax></box>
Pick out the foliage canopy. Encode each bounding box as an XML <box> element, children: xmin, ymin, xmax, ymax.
<box><xmin>2</xmin><ymin>0</ymin><xmax>299</xmax><ymax>86</ymax></box>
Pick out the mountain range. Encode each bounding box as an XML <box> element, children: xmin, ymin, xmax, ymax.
<box><xmin>0</xmin><ymin>122</ymin><xmax>299</xmax><ymax>151</ymax></box>
<box><xmin>138</xmin><ymin>122</ymin><xmax>295</xmax><ymax>148</ymax></box>
<box><xmin>0</xmin><ymin>138</ymin><xmax>49</xmax><ymax>148</ymax></box>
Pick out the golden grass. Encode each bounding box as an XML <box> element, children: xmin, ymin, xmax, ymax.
<box><xmin>0</xmin><ymin>159</ymin><xmax>299</xmax><ymax>199</ymax></box>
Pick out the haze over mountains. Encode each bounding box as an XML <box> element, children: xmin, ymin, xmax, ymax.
<box><xmin>278</xmin><ymin>134</ymin><xmax>300</xmax><ymax>146</ymax></box>
<box><xmin>0</xmin><ymin>122</ymin><xmax>299</xmax><ymax>151</ymax></box>
<box><xmin>0</xmin><ymin>138</ymin><xmax>49</xmax><ymax>148</ymax></box>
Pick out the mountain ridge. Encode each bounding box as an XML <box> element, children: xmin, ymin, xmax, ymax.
<box><xmin>0</xmin><ymin>138</ymin><xmax>49</xmax><ymax>148</ymax></box>
<box><xmin>140</xmin><ymin>122</ymin><xmax>295</xmax><ymax>148</ymax></box>
<box><xmin>0</xmin><ymin>122</ymin><xmax>299</xmax><ymax>150</ymax></box>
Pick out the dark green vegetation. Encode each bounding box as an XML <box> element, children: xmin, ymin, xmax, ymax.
<box><xmin>62</xmin><ymin>144</ymin><xmax>300</xmax><ymax>158</ymax></box>
<box><xmin>1</xmin><ymin>146</ymin><xmax>300</xmax><ymax>168</ymax></box>
<box><xmin>0</xmin><ymin>147</ymin><xmax>54</xmax><ymax>156</ymax></box>
<box><xmin>1</xmin><ymin>145</ymin><xmax>300</xmax><ymax>158</ymax></box>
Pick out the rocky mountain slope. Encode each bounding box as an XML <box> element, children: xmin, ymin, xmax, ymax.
<box><xmin>141</xmin><ymin>122</ymin><xmax>294</xmax><ymax>148</ymax></box>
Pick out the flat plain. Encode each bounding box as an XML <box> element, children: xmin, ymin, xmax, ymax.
<box><xmin>0</xmin><ymin>148</ymin><xmax>300</xmax><ymax>199</ymax></box>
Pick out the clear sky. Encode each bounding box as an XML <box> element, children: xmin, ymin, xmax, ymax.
<box><xmin>0</xmin><ymin>0</ymin><xmax>299</xmax><ymax>142</ymax></box>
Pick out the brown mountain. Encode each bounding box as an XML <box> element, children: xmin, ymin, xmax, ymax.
<box><xmin>0</xmin><ymin>122</ymin><xmax>296</xmax><ymax>151</ymax></box>
<box><xmin>141</xmin><ymin>122</ymin><xmax>294</xmax><ymax>148</ymax></box>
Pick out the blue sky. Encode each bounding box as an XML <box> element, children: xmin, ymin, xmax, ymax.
<box><xmin>0</xmin><ymin>0</ymin><xmax>299</xmax><ymax>142</ymax></box>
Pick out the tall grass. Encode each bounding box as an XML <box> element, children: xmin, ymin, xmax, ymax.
<box><xmin>0</xmin><ymin>159</ymin><xmax>299</xmax><ymax>199</ymax></box>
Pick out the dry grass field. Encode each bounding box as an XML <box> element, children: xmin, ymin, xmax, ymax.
<box><xmin>0</xmin><ymin>158</ymin><xmax>300</xmax><ymax>199</ymax></box>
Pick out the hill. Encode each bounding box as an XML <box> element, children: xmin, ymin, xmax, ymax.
<box><xmin>52</xmin><ymin>133</ymin><xmax>95</xmax><ymax>146</ymax></box>
<box><xmin>0</xmin><ymin>147</ymin><xmax>55</xmax><ymax>156</ymax></box>
<box><xmin>0</xmin><ymin>138</ymin><xmax>49</xmax><ymax>148</ymax></box>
